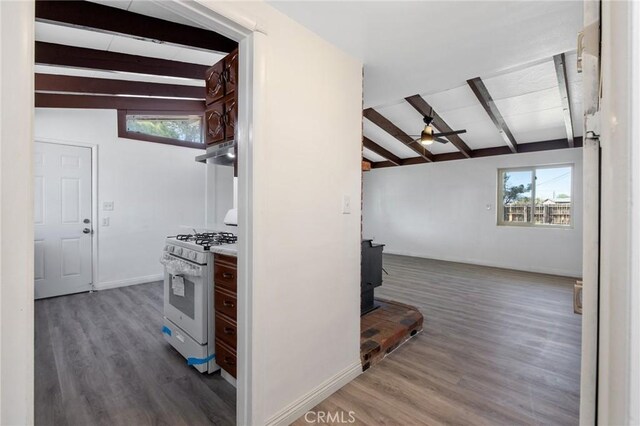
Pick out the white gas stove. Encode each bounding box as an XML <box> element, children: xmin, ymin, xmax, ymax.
<box><xmin>160</xmin><ymin>232</ymin><xmax>237</xmax><ymax>373</ymax></box>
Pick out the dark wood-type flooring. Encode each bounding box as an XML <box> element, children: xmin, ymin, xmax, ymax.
<box><xmin>35</xmin><ymin>281</ymin><xmax>236</xmax><ymax>426</ymax></box>
<box><xmin>294</xmin><ymin>254</ymin><xmax>582</xmax><ymax>426</ymax></box>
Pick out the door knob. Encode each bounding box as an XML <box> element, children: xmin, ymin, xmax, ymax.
<box><xmin>82</xmin><ymin>228</ymin><xmax>91</xmax><ymax>234</ymax></box>
<box><xmin>83</xmin><ymin>218</ymin><xmax>90</xmax><ymax>224</ymax></box>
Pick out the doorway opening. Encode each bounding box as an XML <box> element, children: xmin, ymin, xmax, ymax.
<box><xmin>32</xmin><ymin>2</ymin><xmax>257</xmax><ymax>425</ymax></box>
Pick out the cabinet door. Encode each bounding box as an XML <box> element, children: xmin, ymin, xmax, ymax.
<box><xmin>224</xmin><ymin>96</ymin><xmax>236</xmax><ymax>141</ymax></box>
<box><xmin>205</xmin><ymin>103</ymin><xmax>225</xmax><ymax>145</ymax></box>
<box><xmin>224</xmin><ymin>48</ymin><xmax>238</xmax><ymax>95</ymax></box>
<box><xmin>205</xmin><ymin>60</ymin><xmax>225</xmax><ymax>105</ymax></box>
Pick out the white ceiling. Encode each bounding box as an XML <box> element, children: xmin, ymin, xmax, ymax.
<box><xmin>266</xmin><ymin>1</ymin><xmax>583</xmax><ymax>162</ymax></box>
<box><xmin>36</xmin><ymin>1</ymin><xmax>225</xmax><ymax>85</ymax></box>
<box><xmin>361</xmin><ymin>53</ymin><xmax>583</xmax><ymax>162</ymax></box>
<box><xmin>87</xmin><ymin>0</ymin><xmax>209</xmax><ymax>29</ymax></box>
<box><xmin>268</xmin><ymin>1</ymin><xmax>583</xmax><ymax>109</ymax></box>
<box><xmin>35</xmin><ymin>21</ymin><xmax>224</xmax><ymax>66</ymax></box>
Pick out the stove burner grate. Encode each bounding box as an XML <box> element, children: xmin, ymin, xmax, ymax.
<box><xmin>172</xmin><ymin>232</ymin><xmax>237</xmax><ymax>250</ymax></box>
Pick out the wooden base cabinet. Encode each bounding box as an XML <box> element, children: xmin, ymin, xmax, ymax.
<box><xmin>214</xmin><ymin>254</ymin><xmax>237</xmax><ymax>379</ymax></box>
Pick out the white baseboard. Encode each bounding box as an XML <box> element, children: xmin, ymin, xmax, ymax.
<box><xmin>265</xmin><ymin>361</ymin><xmax>362</xmax><ymax>426</ymax></box>
<box><xmin>383</xmin><ymin>249</ymin><xmax>581</xmax><ymax>278</ymax></box>
<box><xmin>94</xmin><ymin>274</ymin><xmax>164</xmax><ymax>291</ymax></box>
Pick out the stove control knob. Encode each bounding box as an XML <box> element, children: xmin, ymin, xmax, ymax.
<box><xmin>175</xmin><ymin>247</ymin><xmax>183</xmax><ymax>255</ymax></box>
<box><xmin>168</xmin><ymin>246</ymin><xmax>175</xmax><ymax>253</ymax></box>
<box><xmin>190</xmin><ymin>251</ymin><xmax>198</xmax><ymax>261</ymax></box>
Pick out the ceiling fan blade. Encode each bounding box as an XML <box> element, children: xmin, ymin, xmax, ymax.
<box><xmin>433</xmin><ymin>129</ymin><xmax>467</xmax><ymax>137</ymax></box>
<box><xmin>434</xmin><ymin>138</ymin><xmax>449</xmax><ymax>144</ymax></box>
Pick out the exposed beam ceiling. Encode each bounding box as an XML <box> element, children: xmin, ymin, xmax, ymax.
<box><xmin>35</xmin><ymin>93</ymin><xmax>205</xmax><ymax>111</ymax></box>
<box><xmin>35</xmin><ymin>74</ymin><xmax>204</xmax><ymax>99</ymax></box>
<box><xmin>553</xmin><ymin>53</ymin><xmax>575</xmax><ymax>148</ymax></box>
<box><xmin>35</xmin><ymin>0</ymin><xmax>237</xmax><ymax>54</ymax></box>
<box><xmin>363</xmin><ymin>108</ymin><xmax>434</xmax><ymax>162</ymax></box>
<box><xmin>363</xmin><ymin>137</ymin><xmax>401</xmax><ymax>166</ymax></box>
<box><xmin>371</xmin><ymin>137</ymin><xmax>583</xmax><ymax>169</ymax></box>
<box><xmin>35</xmin><ymin>42</ymin><xmax>208</xmax><ymax>80</ymax></box>
<box><xmin>467</xmin><ymin>77</ymin><xmax>519</xmax><ymax>153</ymax></box>
<box><xmin>404</xmin><ymin>94</ymin><xmax>472</xmax><ymax>158</ymax></box>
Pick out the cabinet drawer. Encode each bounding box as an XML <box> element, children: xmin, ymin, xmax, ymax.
<box><xmin>215</xmin><ymin>312</ymin><xmax>237</xmax><ymax>350</ymax></box>
<box><xmin>214</xmin><ymin>263</ymin><xmax>236</xmax><ymax>292</ymax></box>
<box><xmin>214</xmin><ymin>254</ymin><xmax>237</xmax><ymax>267</ymax></box>
<box><xmin>215</xmin><ymin>287</ymin><xmax>237</xmax><ymax>320</ymax></box>
<box><xmin>215</xmin><ymin>338</ymin><xmax>237</xmax><ymax>378</ymax></box>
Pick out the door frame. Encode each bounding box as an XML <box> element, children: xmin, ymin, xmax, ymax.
<box><xmin>146</xmin><ymin>2</ymin><xmax>262</xmax><ymax>424</ymax></box>
<box><xmin>35</xmin><ymin>138</ymin><xmax>98</xmax><ymax>292</ymax></box>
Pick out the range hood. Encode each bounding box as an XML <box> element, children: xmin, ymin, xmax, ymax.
<box><xmin>195</xmin><ymin>140</ymin><xmax>236</xmax><ymax>166</ymax></box>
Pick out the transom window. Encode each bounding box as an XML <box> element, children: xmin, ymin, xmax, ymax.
<box><xmin>498</xmin><ymin>165</ymin><xmax>573</xmax><ymax>227</ymax></box>
<box><xmin>117</xmin><ymin>110</ymin><xmax>205</xmax><ymax>149</ymax></box>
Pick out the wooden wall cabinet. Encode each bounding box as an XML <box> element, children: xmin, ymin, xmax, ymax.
<box><xmin>205</xmin><ymin>102</ymin><xmax>225</xmax><ymax>145</ymax></box>
<box><xmin>205</xmin><ymin>60</ymin><xmax>225</xmax><ymax>105</ymax></box>
<box><xmin>205</xmin><ymin>48</ymin><xmax>238</xmax><ymax>148</ymax></box>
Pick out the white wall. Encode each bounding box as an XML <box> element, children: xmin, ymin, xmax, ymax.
<box><xmin>205</xmin><ymin>161</ymin><xmax>235</xmax><ymax>231</ymax></box>
<box><xmin>202</xmin><ymin>3</ymin><xmax>363</xmax><ymax>425</ymax></box>
<box><xmin>34</xmin><ymin>108</ymin><xmax>207</xmax><ymax>289</ymax></box>
<box><xmin>363</xmin><ymin>148</ymin><xmax>583</xmax><ymax>277</ymax></box>
<box><xmin>0</xmin><ymin>1</ymin><xmax>35</xmax><ymax>424</ymax></box>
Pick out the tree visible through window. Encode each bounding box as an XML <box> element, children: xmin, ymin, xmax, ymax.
<box><xmin>126</xmin><ymin>114</ymin><xmax>203</xmax><ymax>143</ymax></box>
<box><xmin>117</xmin><ymin>110</ymin><xmax>205</xmax><ymax>149</ymax></box>
<box><xmin>499</xmin><ymin>165</ymin><xmax>573</xmax><ymax>226</ymax></box>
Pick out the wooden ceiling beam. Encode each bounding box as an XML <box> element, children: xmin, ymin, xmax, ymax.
<box><xmin>467</xmin><ymin>77</ymin><xmax>518</xmax><ymax>153</ymax></box>
<box><xmin>35</xmin><ymin>74</ymin><xmax>204</xmax><ymax>99</ymax></box>
<box><xmin>35</xmin><ymin>0</ymin><xmax>237</xmax><ymax>53</ymax></box>
<box><xmin>363</xmin><ymin>137</ymin><xmax>402</xmax><ymax>165</ymax></box>
<box><xmin>404</xmin><ymin>94</ymin><xmax>472</xmax><ymax>158</ymax></box>
<box><xmin>363</xmin><ymin>108</ymin><xmax>434</xmax><ymax>162</ymax></box>
<box><xmin>553</xmin><ymin>53</ymin><xmax>576</xmax><ymax>148</ymax></box>
<box><xmin>35</xmin><ymin>42</ymin><xmax>208</xmax><ymax>80</ymax></box>
<box><xmin>370</xmin><ymin>137</ymin><xmax>583</xmax><ymax>169</ymax></box>
<box><xmin>35</xmin><ymin>93</ymin><xmax>205</xmax><ymax>111</ymax></box>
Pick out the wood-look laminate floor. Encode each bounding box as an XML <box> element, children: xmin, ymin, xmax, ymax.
<box><xmin>35</xmin><ymin>281</ymin><xmax>236</xmax><ymax>426</ymax></box>
<box><xmin>295</xmin><ymin>255</ymin><xmax>581</xmax><ymax>426</ymax></box>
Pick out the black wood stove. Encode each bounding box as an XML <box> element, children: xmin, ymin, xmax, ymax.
<box><xmin>361</xmin><ymin>239</ymin><xmax>384</xmax><ymax>315</ymax></box>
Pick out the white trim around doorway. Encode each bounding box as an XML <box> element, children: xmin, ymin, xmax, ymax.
<box><xmin>147</xmin><ymin>2</ymin><xmax>262</xmax><ymax>424</ymax></box>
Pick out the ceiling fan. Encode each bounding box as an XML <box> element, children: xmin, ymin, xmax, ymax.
<box><xmin>409</xmin><ymin>112</ymin><xmax>467</xmax><ymax>146</ymax></box>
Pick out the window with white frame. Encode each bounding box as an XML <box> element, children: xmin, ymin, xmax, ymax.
<box><xmin>498</xmin><ymin>165</ymin><xmax>573</xmax><ymax>227</ymax></box>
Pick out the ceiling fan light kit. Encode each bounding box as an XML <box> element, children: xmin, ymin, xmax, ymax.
<box><xmin>420</xmin><ymin>125</ymin><xmax>434</xmax><ymax>145</ymax></box>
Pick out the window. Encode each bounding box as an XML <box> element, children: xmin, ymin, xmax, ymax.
<box><xmin>117</xmin><ymin>110</ymin><xmax>205</xmax><ymax>149</ymax></box>
<box><xmin>498</xmin><ymin>165</ymin><xmax>573</xmax><ymax>227</ymax></box>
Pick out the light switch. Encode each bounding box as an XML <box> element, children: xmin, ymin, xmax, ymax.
<box><xmin>102</xmin><ymin>217</ymin><xmax>110</xmax><ymax>226</ymax></box>
<box><xmin>342</xmin><ymin>195</ymin><xmax>351</xmax><ymax>214</ymax></box>
<box><xmin>103</xmin><ymin>201</ymin><xmax>114</xmax><ymax>211</ymax></box>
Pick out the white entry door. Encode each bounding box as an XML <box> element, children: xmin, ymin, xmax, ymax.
<box><xmin>34</xmin><ymin>142</ymin><xmax>93</xmax><ymax>299</ymax></box>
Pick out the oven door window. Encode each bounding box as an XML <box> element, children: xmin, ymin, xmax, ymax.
<box><xmin>169</xmin><ymin>275</ymin><xmax>196</xmax><ymax>319</ymax></box>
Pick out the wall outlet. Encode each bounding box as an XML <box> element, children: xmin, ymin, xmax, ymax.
<box><xmin>102</xmin><ymin>217</ymin><xmax>110</xmax><ymax>227</ymax></box>
<box><xmin>103</xmin><ymin>201</ymin><xmax>114</xmax><ymax>211</ymax></box>
<box><xmin>342</xmin><ymin>195</ymin><xmax>351</xmax><ymax>214</ymax></box>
